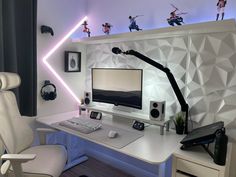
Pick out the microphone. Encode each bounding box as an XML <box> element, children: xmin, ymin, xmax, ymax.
<box><xmin>112</xmin><ymin>47</ymin><xmax>123</xmax><ymax>54</ymax></box>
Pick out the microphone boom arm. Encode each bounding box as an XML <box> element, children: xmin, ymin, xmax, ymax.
<box><xmin>125</xmin><ymin>49</ymin><xmax>189</xmax><ymax>134</ymax></box>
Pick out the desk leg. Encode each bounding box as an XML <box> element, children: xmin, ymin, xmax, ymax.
<box><xmin>166</xmin><ymin>122</ymin><xmax>170</xmax><ymax>132</ymax></box>
<box><xmin>171</xmin><ymin>156</ymin><xmax>177</xmax><ymax>177</ymax></box>
<box><xmin>158</xmin><ymin>157</ymin><xmax>172</xmax><ymax>177</ymax></box>
<box><xmin>79</xmin><ymin>106</ymin><xmax>89</xmax><ymax>115</ymax></box>
<box><xmin>158</xmin><ymin>158</ymin><xmax>172</xmax><ymax>177</ymax></box>
<box><xmin>160</xmin><ymin>126</ymin><xmax>164</xmax><ymax>135</ymax></box>
<box><xmin>158</xmin><ymin>162</ymin><xmax>166</xmax><ymax>177</ymax></box>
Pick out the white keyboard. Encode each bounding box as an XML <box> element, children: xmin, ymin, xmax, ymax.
<box><xmin>59</xmin><ymin>117</ymin><xmax>102</xmax><ymax>134</ymax></box>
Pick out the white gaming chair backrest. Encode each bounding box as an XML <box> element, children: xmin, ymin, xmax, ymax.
<box><xmin>0</xmin><ymin>72</ymin><xmax>34</xmax><ymax>154</ymax></box>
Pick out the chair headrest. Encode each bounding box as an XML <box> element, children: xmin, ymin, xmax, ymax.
<box><xmin>0</xmin><ymin>72</ymin><xmax>21</xmax><ymax>90</ymax></box>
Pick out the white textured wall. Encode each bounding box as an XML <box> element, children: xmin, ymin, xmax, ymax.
<box><xmin>37</xmin><ymin>0</ymin><xmax>87</xmax><ymax>116</ymax></box>
<box><xmin>85</xmin><ymin>0</ymin><xmax>236</xmax><ymax>36</ymax></box>
<box><xmin>85</xmin><ymin>28</ymin><xmax>236</xmax><ymax>133</ymax></box>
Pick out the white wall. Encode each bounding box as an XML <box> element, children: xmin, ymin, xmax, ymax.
<box><xmin>37</xmin><ymin>0</ymin><xmax>87</xmax><ymax>116</ymax></box>
<box><xmin>36</xmin><ymin>1</ymin><xmax>89</xmax><ymax>167</ymax></box>
<box><xmin>36</xmin><ymin>0</ymin><xmax>236</xmax><ymax>117</ymax></box>
<box><xmin>85</xmin><ymin>0</ymin><xmax>236</xmax><ymax>36</ymax></box>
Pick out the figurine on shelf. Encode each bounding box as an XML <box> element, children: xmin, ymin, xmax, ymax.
<box><xmin>82</xmin><ymin>21</ymin><xmax>91</xmax><ymax>37</ymax></box>
<box><xmin>102</xmin><ymin>22</ymin><xmax>113</xmax><ymax>35</ymax></box>
<box><xmin>128</xmin><ymin>15</ymin><xmax>143</xmax><ymax>32</ymax></box>
<box><xmin>167</xmin><ymin>4</ymin><xmax>187</xmax><ymax>26</ymax></box>
<box><xmin>216</xmin><ymin>0</ymin><xmax>227</xmax><ymax>20</ymax></box>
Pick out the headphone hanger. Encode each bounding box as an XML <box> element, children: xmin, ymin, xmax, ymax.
<box><xmin>44</xmin><ymin>80</ymin><xmax>51</xmax><ymax>85</ymax></box>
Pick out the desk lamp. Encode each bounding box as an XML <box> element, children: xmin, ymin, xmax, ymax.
<box><xmin>112</xmin><ymin>47</ymin><xmax>189</xmax><ymax>134</ymax></box>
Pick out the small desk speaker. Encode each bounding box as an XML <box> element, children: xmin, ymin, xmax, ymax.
<box><xmin>149</xmin><ymin>101</ymin><xmax>165</xmax><ymax>121</ymax></box>
<box><xmin>84</xmin><ymin>92</ymin><xmax>92</xmax><ymax>106</ymax></box>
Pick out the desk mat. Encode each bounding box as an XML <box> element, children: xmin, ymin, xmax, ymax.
<box><xmin>52</xmin><ymin>120</ymin><xmax>144</xmax><ymax>149</ymax></box>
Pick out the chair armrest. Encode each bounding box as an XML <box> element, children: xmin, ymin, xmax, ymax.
<box><xmin>36</xmin><ymin>128</ymin><xmax>58</xmax><ymax>145</ymax></box>
<box><xmin>1</xmin><ymin>160</ymin><xmax>10</xmax><ymax>175</ymax></box>
<box><xmin>1</xmin><ymin>154</ymin><xmax>36</xmax><ymax>162</ymax></box>
<box><xmin>1</xmin><ymin>154</ymin><xmax>36</xmax><ymax>176</ymax></box>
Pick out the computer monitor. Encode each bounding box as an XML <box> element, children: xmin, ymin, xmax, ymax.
<box><xmin>92</xmin><ymin>68</ymin><xmax>143</xmax><ymax>109</ymax></box>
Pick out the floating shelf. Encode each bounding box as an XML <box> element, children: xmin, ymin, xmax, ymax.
<box><xmin>73</xmin><ymin>19</ymin><xmax>236</xmax><ymax>44</ymax></box>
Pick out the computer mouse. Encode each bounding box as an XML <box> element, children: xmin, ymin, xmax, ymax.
<box><xmin>108</xmin><ymin>130</ymin><xmax>118</xmax><ymax>138</ymax></box>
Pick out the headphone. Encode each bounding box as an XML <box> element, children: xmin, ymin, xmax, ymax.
<box><xmin>40</xmin><ymin>80</ymin><xmax>57</xmax><ymax>101</ymax></box>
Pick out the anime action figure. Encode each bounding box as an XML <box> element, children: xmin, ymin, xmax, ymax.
<box><xmin>82</xmin><ymin>21</ymin><xmax>91</xmax><ymax>37</ymax></box>
<box><xmin>128</xmin><ymin>15</ymin><xmax>142</xmax><ymax>32</ymax></box>
<box><xmin>216</xmin><ymin>0</ymin><xmax>227</xmax><ymax>20</ymax></box>
<box><xmin>102</xmin><ymin>23</ymin><xmax>112</xmax><ymax>35</ymax></box>
<box><xmin>167</xmin><ymin>4</ymin><xmax>187</xmax><ymax>26</ymax></box>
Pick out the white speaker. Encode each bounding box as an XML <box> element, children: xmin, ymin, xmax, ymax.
<box><xmin>84</xmin><ymin>92</ymin><xmax>92</xmax><ymax>106</ymax></box>
<box><xmin>149</xmin><ymin>101</ymin><xmax>165</xmax><ymax>121</ymax></box>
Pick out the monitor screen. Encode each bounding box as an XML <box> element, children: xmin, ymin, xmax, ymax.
<box><xmin>92</xmin><ymin>68</ymin><xmax>143</xmax><ymax>109</ymax></box>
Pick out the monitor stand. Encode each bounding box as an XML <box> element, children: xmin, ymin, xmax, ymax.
<box><xmin>112</xmin><ymin>105</ymin><xmax>134</xmax><ymax>113</ymax></box>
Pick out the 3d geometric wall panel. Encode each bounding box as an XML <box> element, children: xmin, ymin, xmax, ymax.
<box><xmin>188</xmin><ymin>33</ymin><xmax>236</xmax><ymax>127</ymax></box>
<box><xmin>85</xmin><ymin>31</ymin><xmax>236</xmax><ymax>132</ymax></box>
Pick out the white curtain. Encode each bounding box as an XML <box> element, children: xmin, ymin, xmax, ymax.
<box><xmin>0</xmin><ymin>139</ymin><xmax>4</xmax><ymax>177</ymax></box>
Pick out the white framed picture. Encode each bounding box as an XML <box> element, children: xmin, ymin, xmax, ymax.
<box><xmin>65</xmin><ymin>51</ymin><xmax>81</xmax><ymax>72</ymax></box>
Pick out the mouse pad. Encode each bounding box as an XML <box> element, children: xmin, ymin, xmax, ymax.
<box><xmin>88</xmin><ymin>123</ymin><xmax>144</xmax><ymax>149</ymax></box>
<box><xmin>53</xmin><ymin>121</ymin><xmax>144</xmax><ymax>149</ymax></box>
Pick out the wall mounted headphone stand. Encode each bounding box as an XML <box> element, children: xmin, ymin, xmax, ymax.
<box><xmin>79</xmin><ymin>105</ymin><xmax>171</xmax><ymax>135</ymax></box>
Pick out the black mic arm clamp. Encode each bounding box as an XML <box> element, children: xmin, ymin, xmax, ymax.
<box><xmin>122</xmin><ymin>49</ymin><xmax>189</xmax><ymax>134</ymax></box>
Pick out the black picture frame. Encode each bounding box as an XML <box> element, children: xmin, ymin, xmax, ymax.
<box><xmin>64</xmin><ymin>51</ymin><xmax>81</xmax><ymax>72</ymax></box>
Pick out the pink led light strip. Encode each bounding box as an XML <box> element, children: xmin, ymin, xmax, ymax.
<box><xmin>42</xmin><ymin>16</ymin><xmax>88</xmax><ymax>104</ymax></box>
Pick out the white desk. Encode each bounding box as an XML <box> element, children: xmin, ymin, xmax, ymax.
<box><xmin>36</xmin><ymin>111</ymin><xmax>231</xmax><ymax>177</ymax></box>
<box><xmin>36</xmin><ymin>111</ymin><xmax>183</xmax><ymax>165</ymax></box>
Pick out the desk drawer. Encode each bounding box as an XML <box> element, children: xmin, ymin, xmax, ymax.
<box><xmin>176</xmin><ymin>158</ymin><xmax>219</xmax><ymax>177</ymax></box>
<box><xmin>176</xmin><ymin>171</ymin><xmax>192</xmax><ymax>177</ymax></box>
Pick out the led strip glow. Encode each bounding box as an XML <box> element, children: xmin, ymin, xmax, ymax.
<box><xmin>42</xmin><ymin>16</ymin><xmax>88</xmax><ymax>104</ymax></box>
